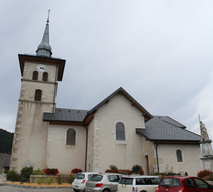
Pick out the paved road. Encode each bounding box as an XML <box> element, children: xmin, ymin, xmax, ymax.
<box><xmin>0</xmin><ymin>184</ymin><xmax>73</xmax><ymax>192</ymax></box>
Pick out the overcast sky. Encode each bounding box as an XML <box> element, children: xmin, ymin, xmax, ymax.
<box><xmin>0</xmin><ymin>0</ymin><xmax>213</xmax><ymax>141</ymax></box>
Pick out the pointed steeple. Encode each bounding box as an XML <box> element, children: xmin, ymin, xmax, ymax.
<box><xmin>36</xmin><ymin>10</ymin><xmax>52</xmax><ymax>57</ymax></box>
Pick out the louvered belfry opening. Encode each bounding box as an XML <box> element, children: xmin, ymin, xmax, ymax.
<box><xmin>34</xmin><ymin>89</ymin><xmax>42</xmax><ymax>101</ymax></box>
<box><xmin>32</xmin><ymin>71</ymin><xmax>38</xmax><ymax>80</ymax></box>
<box><xmin>43</xmin><ymin>72</ymin><xmax>48</xmax><ymax>81</ymax></box>
<box><xmin>67</xmin><ymin>128</ymin><xmax>76</xmax><ymax>145</ymax></box>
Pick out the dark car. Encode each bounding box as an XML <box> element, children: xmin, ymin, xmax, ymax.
<box><xmin>156</xmin><ymin>176</ymin><xmax>213</xmax><ymax>192</ymax></box>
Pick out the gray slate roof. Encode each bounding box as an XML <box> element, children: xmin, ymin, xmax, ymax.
<box><xmin>43</xmin><ymin>108</ymin><xmax>88</xmax><ymax>123</ymax></box>
<box><xmin>136</xmin><ymin>116</ymin><xmax>201</xmax><ymax>142</ymax></box>
<box><xmin>0</xmin><ymin>153</ymin><xmax>11</xmax><ymax>167</ymax></box>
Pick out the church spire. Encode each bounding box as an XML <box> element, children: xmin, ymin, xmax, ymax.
<box><xmin>36</xmin><ymin>10</ymin><xmax>52</xmax><ymax>57</ymax></box>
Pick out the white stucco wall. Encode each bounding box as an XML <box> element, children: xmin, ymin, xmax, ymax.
<box><xmin>46</xmin><ymin>124</ymin><xmax>86</xmax><ymax>174</ymax></box>
<box><xmin>91</xmin><ymin>94</ymin><xmax>145</xmax><ymax>173</ymax></box>
<box><xmin>23</xmin><ymin>62</ymin><xmax>58</xmax><ymax>82</ymax></box>
<box><xmin>141</xmin><ymin>137</ymin><xmax>155</xmax><ymax>175</ymax></box>
<box><xmin>157</xmin><ymin>144</ymin><xmax>203</xmax><ymax>176</ymax></box>
<box><xmin>10</xmin><ymin>102</ymin><xmax>52</xmax><ymax>173</ymax></box>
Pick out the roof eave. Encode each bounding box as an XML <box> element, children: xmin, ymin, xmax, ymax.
<box><xmin>18</xmin><ymin>54</ymin><xmax>66</xmax><ymax>81</ymax></box>
<box><xmin>83</xmin><ymin>87</ymin><xmax>153</xmax><ymax>124</ymax></box>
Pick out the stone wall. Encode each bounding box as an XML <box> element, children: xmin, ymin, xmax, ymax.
<box><xmin>30</xmin><ymin>174</ymin><xmax>74</xmax><ymax>183</ymax></box>
<box><xmin>0</xmin><ymin>174</ymin><xmax>6</xmax><ymax>183</ymax></box>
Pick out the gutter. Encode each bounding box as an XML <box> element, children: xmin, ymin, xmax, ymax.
<box><xmin>84</xmin><ymin>126</ymin><xmax>88</xmax><ymax>172</ymax></box>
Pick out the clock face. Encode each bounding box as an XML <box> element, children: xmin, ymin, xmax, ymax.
<box><xmin>37</xmin><ymin>64</ymin><xmax>46</xmax><ymax>72</ymax></box>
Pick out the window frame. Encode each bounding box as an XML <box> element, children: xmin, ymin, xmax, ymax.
<box><xmin>176</xmin><ymin>149</ymin><xmax>183</xmax><ymax>162</ymax></box>
<box><xmin>116</xmin><ymin>122</ymin><xmax>125</xmax><ymax>141</ymax></box>
<box><xmin>66</xmin><ymin>128</ymin><xmax>76</xmax><ymax>145</ymax></box>
<box><xmin>42</xmin><ymin>72</ymin><xmax>48</xmax><ymax>81</ymax></box>
<box><xmin>34</xmin><ymin>89</ymin><xmax>42</xmax><ymax>101</ymax></box>
<box><xmin>32</xmin><ymin>71</ymin><xmax>38</xmax><ymax>80</ymax></box>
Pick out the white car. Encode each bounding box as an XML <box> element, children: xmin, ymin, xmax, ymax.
<box><xmin>116</xmin><ymin>175</ymin><xmax>160</xmax><ymax>192</ymax></box>
<box><xmin>72</xmin><ymin>172</ymin><xmax>99</xmax><ymax>192</ymax></box>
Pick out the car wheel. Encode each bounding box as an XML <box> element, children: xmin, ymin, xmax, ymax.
<box><xmin>102</xmin><ymin>189</ymin><xmax>110</xmax><ymax>192</ymax></box>
<box><xmin>74</xmin><ymin>189</ymin><xmax>80</xmax><ymax>192</ymax></box>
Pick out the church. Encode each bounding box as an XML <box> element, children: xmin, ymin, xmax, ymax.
<box><xmin>10</xmin><ymin>16</ymin><xmax>203</xmax><ymax>176</ymax></box>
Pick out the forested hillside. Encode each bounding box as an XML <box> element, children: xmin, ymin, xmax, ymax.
<box><xmin>0</xmin><ymin>128</ymin><xmax>14</xmax><ymax>154</ymax></box>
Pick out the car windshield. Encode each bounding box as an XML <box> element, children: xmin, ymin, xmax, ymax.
<box><xmin>90</xmin><ymin>175</ymin><xmax>103</xmax><ymax>182</ymax></box>
<box><xmin>119</xmin><ymin>178</ymin><xmax>133</xmax><ymax>185</ymax></box>
<box><xmin>160</xmin><ymin>178</ymin><xmax>181</xmax><ymax>187</ymax></box>
<box><xmin>136</xmin><ymin>178</ymin><xmax>160</xmax><ymax>185</ymax></box>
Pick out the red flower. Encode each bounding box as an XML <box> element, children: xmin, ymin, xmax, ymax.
<box><xmin>71</xmin><ymin>168</ymin><xmax>83</xmax><ymax>174</ymax></box>
<box><xmin>44</xmin><ymin>168</ymin><xmax>59</xmax><ymax>175</ymax></box>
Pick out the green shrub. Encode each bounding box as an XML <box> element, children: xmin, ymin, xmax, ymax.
<box><xmin>6</xmin><ymin>170</ymin><xmax>21</xmax><ymax>181</ymax></box>
<box><xmin>21</xmin><ymin>166</ymin><xmax>33</xmax><ymax>181</ymax></box>
<box><xmin>57</xmin><ymin>174</ymin><xmax>62</xmax><ymax>185</ymax></box>
<box><xmin>45</xmin><ymin>177</ymin><xmax>54</xmax><ymax>185</ymax></box>
<box><xmin>132</xmin><ymin>165</ymin><xmax>142</xmax><ymax>172</ymax></box>
<box><xmin>20</xmin><ymin>177</ymin><xmax>29</xmax><ymax>182</ymax></box>
<box><xmin>37</xmin><ymin>178</ymin><xmax>45</xmax><ymax>185</ymax></box>
<box><xmin>68</xmin><ymin>174</ymin><xmax>75</xmax><ymax>184</ymax></box>
<box><xmin>109</xmin><ymin>165</ymin><xmax>118</xmax><ymax>170</ymax></box>
<box><xmin>32</xmin><ymin>169</ymin><xmax>45</xmax><ymax>175</ymax></box>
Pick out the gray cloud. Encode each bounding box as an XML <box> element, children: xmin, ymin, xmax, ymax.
<box><xmin>0</xmin><ymin>1</ymin><xmax>213</xmax><ymax>144</ymax></box>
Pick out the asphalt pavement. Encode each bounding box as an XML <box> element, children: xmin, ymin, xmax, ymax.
<box><xmin>0</xmin><ymin>184</ymin><xmax>73</xmax><ymax>192</ymax></box>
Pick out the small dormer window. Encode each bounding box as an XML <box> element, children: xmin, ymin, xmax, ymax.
<box><xmin>32</xmin><ymin>71</ymin><xmax>38</xmax><ymax>80</ymax></box>
<box><xmin>43</xmin><ymin>72</ymin><xmax>48</xmax><ymax>81</ymax></box>
<box><xmin>34</xmin><ymin>89</ymin><xmax>42</xmax><ymax>101</ymax></box>
<box><xmin>116</xmin><ymin>122</ymin><xmax>125</xmax><ymax>140</ymax></box>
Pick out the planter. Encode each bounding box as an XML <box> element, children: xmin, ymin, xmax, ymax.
<box><xmin>30</xmin><ymin>174</ymin><xmax>74</xmax><ymax>183</ymax></box>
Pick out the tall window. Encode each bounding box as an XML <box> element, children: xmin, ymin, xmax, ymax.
<box><xmin>176</xmin><ymin>149</ymin><xmax>183</xmax><ymax>162</ymax></box>
<box><xmin>42</xmin><ymin>72</ymin><xmax>48</xmax><ymax>81</ymax></box>
<box><xmin>32</xmin><ymin>71</ymin><xmax>38</xmax><ymax>80</ymax></box>
<box><xmin>67</xmin><ymin>128</ymin><xmax>76</xmax><ymax>145</ymax></box>
<box><xmin>116</xmin><ymin>122</ymin><xmax>125</xmax><ymax>140</ymax></box>
<box><xmin>34</xmin><ymin>90</ymin><xmax>42</xmax><ymax>101</ymax></box>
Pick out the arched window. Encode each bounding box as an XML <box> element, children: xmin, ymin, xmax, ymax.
<box><xmin>116</xmin><ymin>122</ymin><xmax>125</xmax><ymax>140</ymax></box>
<box><xmin>42</xmin><ymin>72</ymin><xmax>48</xmax><ymax>81</ymax></box>
<box><xmin>67</xmin><ymin>128</ymin><xmax>76</xmax><ymax>145</ymax></box>
<box><xmin>32</xmin><ymin>71</ymin><xmax>38</xmax><ymax>80</ymax></box>
<box><xmin>176</xmin><ymin>149</ymin><xmax>183</xmax><ymax>162</ymax></box>
<box><xmin>34</xmin><ymin>90</ymin><xmax>42</xmax><ymax>101</ymax></box>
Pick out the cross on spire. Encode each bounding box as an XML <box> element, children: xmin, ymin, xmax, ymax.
<box><xmin>36</xmin><ymin>10</ymin><xmax>52</xmax><ymax>57</ymax></box>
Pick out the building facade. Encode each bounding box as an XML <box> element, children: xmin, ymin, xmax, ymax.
<box><xmin>10</xmin><ymin>18</ymin><xmax>203</xmax><ymax>176</ymax></box>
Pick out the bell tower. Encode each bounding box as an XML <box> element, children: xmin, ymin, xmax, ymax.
<box><xmin>10</xmin><ymin>12</ymin><xmax>66</xmax><ymax>172</ymax></box>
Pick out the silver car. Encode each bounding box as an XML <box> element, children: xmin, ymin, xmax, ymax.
<box><xmin>72</xmin><ymin>172</ymin><xmax>99</xmax><ymax>192</ymax></box>
<box><xmin>85</xmin><ymin>173</ymin><xmax>123</xmax><ymax>192</ymax></box>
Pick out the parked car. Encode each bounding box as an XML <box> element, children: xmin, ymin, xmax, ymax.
<box><xmin>117</xmin><ymin>175</ymin><xmax>160</xmax><ymax>192</ymax></box>
<box><xmin>156</xmin><ymin>176</ymin><xmax>213</xmax><ymax>192</ymax></box>
<box><xmin>85</xmin><ymin>173</ymin><xmax>123</xmax><ymax>192</ymax></box>
<box><xmin>72</xmin><ymin>172</ymin><xmax>99</xmax><ymax>192</ymax></box>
